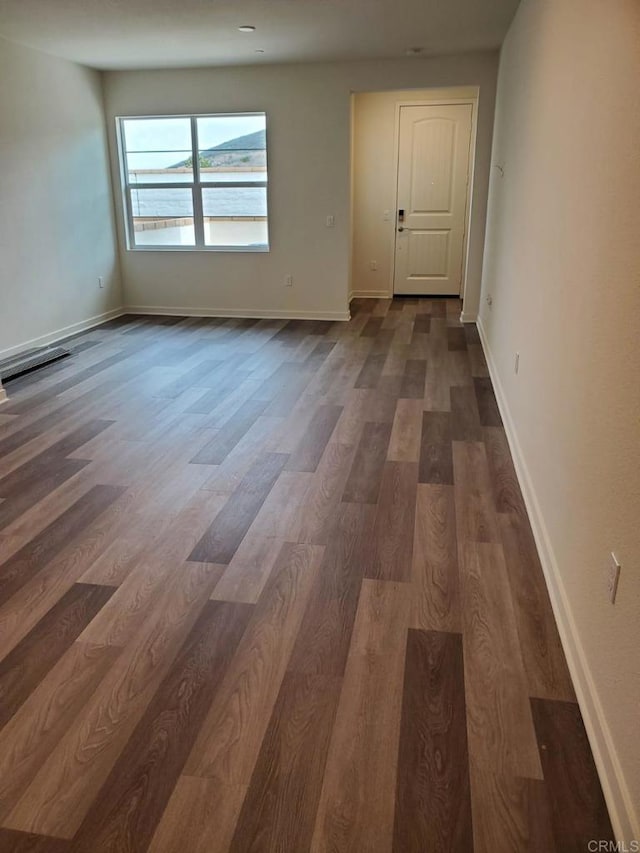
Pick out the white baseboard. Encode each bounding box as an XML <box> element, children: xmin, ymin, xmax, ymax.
<box><xmin>461</xmin><ymin>310</ymin><xmax>478</xmax><ymax>323</ymax></box>
<box><xmin>476</xmin><ymin>316</ymin><xmax>638</xmax><ymax>845</ymax></box>
<box><xmin>0</xmin><ymin>386</ymin><xmax>7</xmax><ymax>405</ymax></box>
<box><xmin>0</xmin><ymin>307</ymin><xmax>126</xmax><ymax>361</ymax></box>
<box><xmin>125</xmin><ymin>305</ymin><xmax>351</xmax><ymax>322</ymax></box>
<box><xmin>349</xmin><ymin>290</ymin><xmax>391</xmax><ymax>300</ymax></box>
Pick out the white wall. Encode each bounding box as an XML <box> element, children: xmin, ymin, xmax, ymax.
<box><xmin>479</xmin><ymin>0</ymin><xmax>640</xmax><ymax>840</ymax></box>
<box><xmin>0</xmin><ymin>37</ymin><xmax>122</xmax><ymax>359</ymax></box>
<box><xmin>351</xmin><ymin>86</ymin><xmax>495</xmax><ymax>317</ymax></box>
<box><xmin>102</xmin><ymin>52</ymin><xmax>498</xmax><ymax>319</ymax></box>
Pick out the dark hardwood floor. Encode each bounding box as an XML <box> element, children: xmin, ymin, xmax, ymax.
<box><xmin>0</xmin><ymin>298</ymin><xmax>613</xmax><ymax>851</ymax></box>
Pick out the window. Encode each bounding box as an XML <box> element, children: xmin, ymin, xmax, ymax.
<box><xmin>118</xmin><ymin>113</ymin><xmax>269</xmax><ymax>251</ymax></box>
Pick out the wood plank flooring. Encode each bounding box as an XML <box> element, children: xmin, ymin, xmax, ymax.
<box><xmin>0</xmin><ymin>299</ymin><xmax>613</xmax><ymax>852</ymax></box>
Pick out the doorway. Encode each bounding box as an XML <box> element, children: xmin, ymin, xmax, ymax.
<box><xmin>349</xmin><ymin>88</ymin><xmax>479</xmax><ymax>307</ymax></box>
<box><xmin>393</xmin><ymin>103</ymin><xmax>473</xmax><ymax>296</ymax></box>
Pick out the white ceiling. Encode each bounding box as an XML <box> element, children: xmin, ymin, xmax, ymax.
<box><xmin>0</xmin><ymin>0</ymin><xmax>519</xmax><ymax>71</ymax></box>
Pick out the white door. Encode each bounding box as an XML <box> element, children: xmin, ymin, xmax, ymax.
<box><xmin>393</xmin><ymin>104</ymin><xmax>473</xmax><ymax>296</ymax></box>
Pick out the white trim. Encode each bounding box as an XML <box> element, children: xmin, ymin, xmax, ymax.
<box><xmin>349</xmin><ymin>290</ymin><xmax>390</xmax><ymax>300</ymax></box>
<box><xmin>476</xmin><ymin>316</ymin><xmax>639</xmax><ymax>845</ymax></box>
<box><xmin>125</xmin><ymin>305</ymin><xmax>350</xmax><ymax>322</ymax></box>
<box><xmin>0</xmin><ymin>308</ymin><xmax>126</xmax><ymax>362</ymax></box>
<box><xmin>0</xmin><ymin>385</ymin><xmax>7</xmax><ymax>406</ymax></box>
<box><xmin>125</xmin><ymin>244</ymin><xmax>270</xmax><ymax>254</ymax></box>
<box><xmin>461</xmin><ymin>310</ymin><xmax>478</xmax><ymax>323</ymax></box>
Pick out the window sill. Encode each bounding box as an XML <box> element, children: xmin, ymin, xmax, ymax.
<box><xmin>126</xmin><ymin>245</ymin><xmax>270</xmax><ymax>254</ymax></box>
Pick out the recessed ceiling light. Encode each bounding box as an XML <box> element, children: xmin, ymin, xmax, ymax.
<box><xmin>405</xmin><ymin>46</ymin><xmax>424</xmax><ymax>56</ymax></box>
<box><xmin>238</xmin><ymin>25</ymin><xmax>256</xmax><ymax>33</ymax></box>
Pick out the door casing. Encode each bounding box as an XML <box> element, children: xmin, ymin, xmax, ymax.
<box><xmin>389</xmin><ymin>97</ymin><xmax>478</xmax><ymax>301</ymax></box>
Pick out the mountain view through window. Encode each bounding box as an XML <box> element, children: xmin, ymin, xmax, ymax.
<box><xmin>119</xmin><ymin>114</ymin><xmax>268</xmax><ymax>250</ymax></box>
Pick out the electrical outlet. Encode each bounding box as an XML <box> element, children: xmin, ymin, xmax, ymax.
<box><xmin>370</xmin><ymin>260</ymin><xmax>378</xmax><ymax>271</ymax></box>
<box><xmin>98</xmin><ymin>276</ymin><xmax>104</xmax><ymax>289</ymax></box>
<box><xmin>285</xmin><ymin>274</ymin><xmax>293</xmax><ymax>288</ymax></box>
<box><xmin>608</xmin><ymin>553</ymin><xmax>621</xmax><ymax>604</ymax></box>
<box><xmin>325</xmin><ymin>215</ymin><xmax>335</xmax><ymax>228</ymax></box>
<box><xmin>514</xmin><ymin>352</ymin><xmax>520</xmax><ymax>374</ymax></box>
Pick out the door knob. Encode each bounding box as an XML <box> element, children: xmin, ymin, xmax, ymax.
<box><xmin>398</xmin><ymin>226</ymin><xmax>404</xmax><ymax>232</ymax></box>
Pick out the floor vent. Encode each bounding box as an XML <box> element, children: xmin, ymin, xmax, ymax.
<box><xmin>0</xmin><ymin>345</ymin><xmax>71</xmax><ymax>382</ymax></box>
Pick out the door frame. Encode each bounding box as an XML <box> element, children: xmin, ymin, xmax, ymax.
<box><xmin>390</xmin><ymin>96</ymin><xmax>478</xmax><ymax>301</ymax></box>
